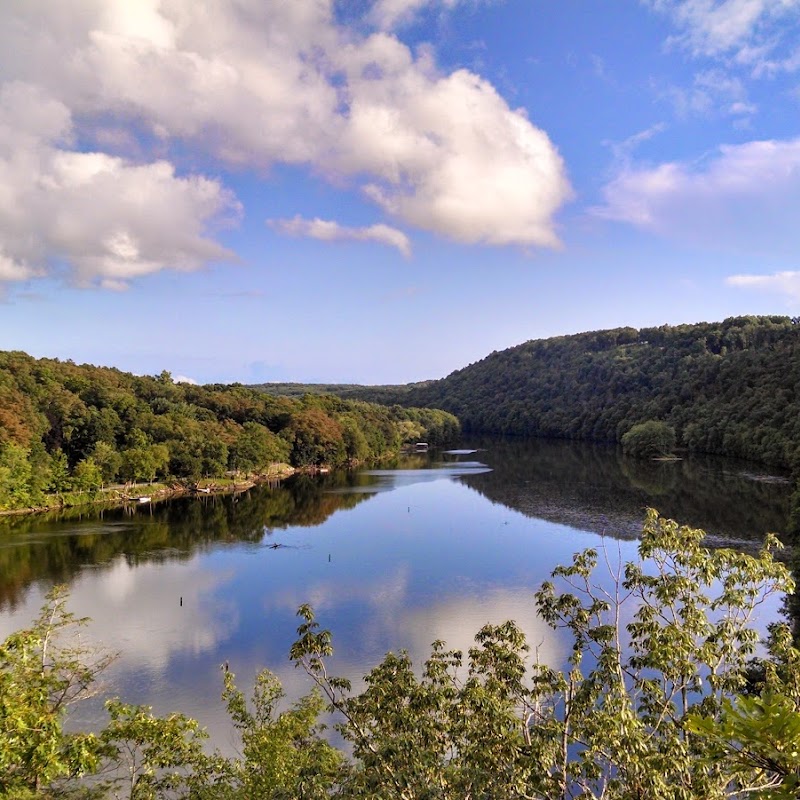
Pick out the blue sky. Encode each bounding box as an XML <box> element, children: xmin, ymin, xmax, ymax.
<box><xmin>1</xmin><ymin>0</ymin><xmax>799</xmax><ymax>384</ymax></box>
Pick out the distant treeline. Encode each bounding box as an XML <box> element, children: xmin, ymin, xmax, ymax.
<box><xmin>0</xmin><ymin>352</ymin><xmax>459</xmax><ymax>511</ymax></box>
<box><xmin>255</xmin><ymin>316</ymin><xmax>800</xmax><ymax>472</ymax></box>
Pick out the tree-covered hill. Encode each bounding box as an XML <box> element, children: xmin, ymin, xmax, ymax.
<box><xmin>0</xmin><ymin>352</ymin><xmax>459</xmax><ymax>511</ymax></box>
<box><xmin>401</xmin><ymin>316</ymin><xmax>800</xmax><ymax>470</ymax></box>
<box><xmin>256</xmin><ymin>316</ymin><xmax>800</xmax><ymax>472</ymax></box>
<box><xmin>251</xmin><ymin>380</ymin><xmax>432</xmax><ymax>401</ymax></box>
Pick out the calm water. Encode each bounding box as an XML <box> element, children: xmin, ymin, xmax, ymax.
<box><xmin>0</xmin><ymin>438</ymin><xmax>791</xmax><ymax>749</ymax></box>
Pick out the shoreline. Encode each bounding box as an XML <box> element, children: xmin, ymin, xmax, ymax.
<box><xmin>0</xmin><ymin>464</ymin><xmax>297</xmax><ymax>520</ymax></box>
<box><xmin>0</xmin><ymin>448</ymin><xmax>424</xmax><ymax>522</ymax></box>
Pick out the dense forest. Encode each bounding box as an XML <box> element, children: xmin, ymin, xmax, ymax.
<box><xmin>0</xmin><ymin>351</ymin><xmax>459</xmax><ymax>512</ymax></box>
<box><xmin>256</xmin><ymin>316</ymin><xmax>800</xmax><ymax>473</ymax></box>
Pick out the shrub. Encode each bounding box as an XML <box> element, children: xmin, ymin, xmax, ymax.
<box><xmin>621</xmin><ymin>420</ymin><xmax>676</xmax><ymax>458</ymax></box>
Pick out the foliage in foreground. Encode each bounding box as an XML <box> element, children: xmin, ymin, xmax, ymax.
<box><xmin>3</xmin><ymin>511</ymin><xmax>800</xmax><ymax>799</ymax></box>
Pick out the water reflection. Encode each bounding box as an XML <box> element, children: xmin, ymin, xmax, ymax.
<box><xmin>343</xmin><ymin>461</ymin><xmax>493</xmax><ymax>491</ymax></box>
<box><xmin>0</xmin><ymin>477</ymin><xmax>372</xmax><ymax>611</ymax></box>
<box><xmin>0</xmin><ymin>437</ymin><xmax>791</xmax><ymax>752</ymax></box>
<box><xmin>456</xmin><ymin>437</ymin><xmax>790</xmax><ymax>544</ymax></box>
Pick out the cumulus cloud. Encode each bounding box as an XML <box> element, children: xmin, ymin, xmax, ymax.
<box><xmin>726</xmin><ymin>271</ymin><xmax>800</xmax><ymax>301</ymax></box>
<box><xmin>594</xmin><ymin>137</ymin><xmax>800</xmax><ymax>254</ymax></box>
<box><xmin>646</xmin><ymin>0</ymin><xmax>800</xmax><ymax>68</ymax></box>
<box><xmin>0</xmin><ymin>81</ymin><xmax>239</xmax><ymax>288</ymax></box>
<box><xmin>333</xmin><ymin>49</ymin><xmax>572</xmax><ymax>246</ymax></box>
<box><xmin>0</xmin><ymin>0</ymin><xmax>571</xmax><ymax>287</ymax></box>
<box><xmin>0</xmin><ymin>82</ymin><xmax>236</xmax><ymax>289</ymax></box>
<box><xmin>270</xmin><ymin>216</ymin><xmax>412</xmax><ymax>257</ymax></box>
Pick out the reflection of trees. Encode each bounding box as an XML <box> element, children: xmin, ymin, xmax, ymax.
<box><xmin>0</xmin><ymin>478</ymin><xmax>373</xmax><ymax>610</ymax></box>
<box><xmin>619</xmin><ymin>458</ymin><xmax>678</xmax><ymax>496</ymax></box>
<box><xmin>0</xmin><ymin>438</ymin><xmax>791</xmax><ymax>612</ymax></box>
<box><xmin>457</xmin><ymin>436</ymin><xmax>790</xmax><ymax>543</ymax></box>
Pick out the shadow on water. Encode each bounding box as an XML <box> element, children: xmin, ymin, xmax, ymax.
<box><xmin>453</xmin><ymin>436</ymin><xmax>791</xmax><ymax>544</ymax></box>
<box><xmin>0</xmin><ymin>474</ymin><xmax>373</xmax><ymax>611</ymax></box>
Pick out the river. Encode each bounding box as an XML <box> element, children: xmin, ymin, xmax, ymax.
<box><xmin>0</xmin><ymin>437</ymin><xmax>791</xmax><ymax>750</ymax></box>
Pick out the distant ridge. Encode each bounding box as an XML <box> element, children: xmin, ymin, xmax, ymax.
<box><xmin>253</xmin><ymin>316</ymin><xmax>800</xmax><ymax>471</ymax></box>
<box><xmin>249</xmin><ymin>382</ymin><xmax>423</xmax><ymax>399</ymax></box>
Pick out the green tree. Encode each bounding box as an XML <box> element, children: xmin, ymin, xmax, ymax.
<box><xmin>0</xmin><ymin>441</ymin><xmax>33</xmax><ymax>509</ymax></box>
<box><xmin>150</xmin><ymin>443</ymin><xmax>170</xmax><ymax>481</ymax></box>
<box><xmin>687</xmin><ymin>690</ymin><xmax>800</xmax><ymax>799</ymax></box>
<box><xmin>168</xmin><ymin>437</ymin><xmax>204</xmax><ymax>481</ymax></box>
<box><xmin>621</xmin><ymin>420</ymin><xmax>676</xmax><ymax>458</ymax></box>
<box><xmin>0</xmin><ymin>587</ymin><xmax>113</xmax><ymax>796</ymax></box>
<box><xmin>290</xmin><ymin>510</ymin><xmax>793</xmax><ymax>800</ymax></box>
<box><xmin>284</xmin><ymin>409</ymin><xmax>345</xmax><ymax>467</ymax></box>
<box><xmin>47</xmin><ymin>449</ymin><xmax>71</xmax><ymax>494</ymax></box>
<box><xmin>120</xmin><ymin>448</ymin><xmax>156</xmax><ymax>484</ymax></box>
<box><xmin>339</xmin><ymin>415</ymin><xmax>370</xmax><ymax>463</ymax></box>
<box><xmin>211</xmin><ymin>667</ymin><xmax>343</xmax><ymax>799</ymax></box>
<box><xmin>200</xmin><ymin>440</ymin><xmax>228</xmax><ymax>478</ymax></box>
<box><xmin>119</xmin><ymin>442</ymin><xmax>168</xmax><ymax>485</ymax></box>
<box><xmin>100</xmin><ymin>700</ymin><xmax>214</xmax><ymax>800</ymax></box>
<box><xmin>91</xmin><ymin>441</ymin><xmax>122</xmax><ymax>486</ymax></box>
<box><xmin>230</xmin><ymin>422</ymin><xmax>289</xmax><ymax>474</ymax></box>
<box><xmin>27</xmin><ymin>441</ymin><xmax>54</xmax><ymax>503</ymax></box>
<box><xmin>683</xmin><ymin>620</ymin><xmax>800</xmax><ymax>798</ymax></box>
<box><xmin>72</xmin><ymin>457</ymin><xmax>103</xmax><ymax>495</ymax></box>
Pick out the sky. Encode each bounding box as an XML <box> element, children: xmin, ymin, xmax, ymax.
<box><xmin>1</xmin><ymin>0</ymin><xmax>799</xmax><ymax>385</ymax></box>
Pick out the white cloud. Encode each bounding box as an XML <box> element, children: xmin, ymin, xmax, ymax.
<box><xmin>173</xmin><ymin>375</ymin><xmax>199</xmax><ymax>385</ymax></box>
<box><xmin>0</xmin><ymin>82</ymin><xmax>239</xmax><ymax>288</ymax></box>
<box><xmin>750</xmin><ymin>47</ymin><xmax>800</xmax><ymax>76</ymax></box>
<box><xmin>369</xmin><ymin>0</ymin><xmax>469</xmax><ymax>30</ymax></box>
<box><xmin>335</xmin><ymin>56</ymin><xmax>572</xmax><ymax>246</ymax></box>
<box><xmin>726</xmin><ymin>271</ymin><xmax>800</xmax><ymax>301</ymax></box>
<box><xmin>660</xmin><ymin>67</ymin><xmax>755</xmax><ymax>117</ymax></box>
<box><xmin>0</xmin><ymin>254</ymin><xmax>41</xmax><ymax>282</ymax></box>
<box><xmin>646</xmin><ymin>0</ymin><xmax>800</xmax><ymax>70</ymax></box>
<box><xmin>605</xmin><ymin>123</ymin><xmax>667</xmax><ymax>164</ymax></box>
<box><xmin>728</xmin><ymin>100</ymin><xmax>758</xmax><ymax>114</ymax></box>
<box><xmin>270</xmin><ymin>216</ymin><xmax>412</xmax><ymax>257</ymax></box>
<box><xmin>0</xmin><ymin>0</ymin><xmax>570</xmax><ymax>287</ymax></box>
<box><xmin>594</xmin><ymin>137</ymin><xmax>800</xmax><ymax>254</ymax></box>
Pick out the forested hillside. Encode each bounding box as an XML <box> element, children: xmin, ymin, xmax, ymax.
<box><xmin>0</xmin><ymin>352</ymin><xmax>459</xmax><ymax>511</ymax></box>
<box><xmin>314</xmin><ymin>316</ymin><xmax>800</xmax><ymax>472</ymax></box>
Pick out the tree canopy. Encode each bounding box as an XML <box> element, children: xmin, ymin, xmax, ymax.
<box><xmin>0</xmin><ymin>352</ymin><xmax>459</xmax><ymax>511</ymax></box>
<box><xmin>621</xmin><ymin>420</ymin><xmax>676</xmax><ymax>458</ymax></box>
<box><xmin>291</xmin><ymin>316</ymin><xmax>800</xmax><ymax>473</ymax></box>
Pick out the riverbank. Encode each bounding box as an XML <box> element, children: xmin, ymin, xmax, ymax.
<box><xmin>0</xmin><ymin>447</ymin><xmax>434</xmax><ymax>521</ymax></box>
<box><xmin>0</xmin><ymin>464</ymin><xmax>296</xmax><ymax>519</ymax></box>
